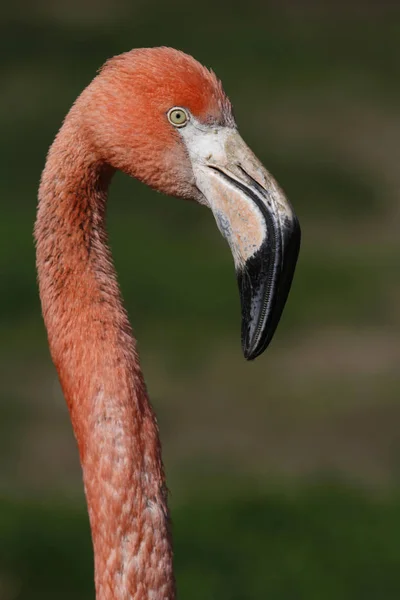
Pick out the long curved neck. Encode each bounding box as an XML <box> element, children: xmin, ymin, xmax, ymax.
<box><xmin>35</xmin><ymin>116</ymin><xmax>175</xmax><ymax>600</ymax></box>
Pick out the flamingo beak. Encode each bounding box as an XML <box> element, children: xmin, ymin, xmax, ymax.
<box><xmin>182</xmin><ymin>126</ymin><xmax>301</xmax><ymax>360</ymax></box>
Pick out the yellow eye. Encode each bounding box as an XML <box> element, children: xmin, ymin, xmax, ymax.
<box><xmin>167</xmin><ymin>107</ymin><xmax>189</xmax><ymax>128</ymax></box>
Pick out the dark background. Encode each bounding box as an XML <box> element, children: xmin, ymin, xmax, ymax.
<box><xmin>1</xmin><ymin>1</ymin><xmax>400</xmax><ymax>598</ymax></box>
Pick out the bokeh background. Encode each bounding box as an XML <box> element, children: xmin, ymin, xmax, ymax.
<box><xmin>2</xmin><ymin>1</ymin><xmax>400</xmax><ymax>598</ymax></box>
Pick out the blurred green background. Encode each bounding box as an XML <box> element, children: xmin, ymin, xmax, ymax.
<box><xmin>2</xmin><ymin>1</ymin><xmax>400</xmax><ymax>598</ymax></box>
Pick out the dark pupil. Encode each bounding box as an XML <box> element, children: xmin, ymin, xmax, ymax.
<box><xmin>176</xmin><ymin>112</ymin><xmax>182</xmax><ymax>120</ymax></box>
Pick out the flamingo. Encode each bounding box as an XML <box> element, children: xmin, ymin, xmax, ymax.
<box><xmin>35</xmin><ymin>47</ymin><xmax>300</xmax><ymax>600</ymax></box>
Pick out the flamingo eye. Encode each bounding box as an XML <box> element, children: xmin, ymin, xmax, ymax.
<box><xmin>167</xmin><ymin>107</ymin><xmax>189</xmax><ymax>128</ymax></box>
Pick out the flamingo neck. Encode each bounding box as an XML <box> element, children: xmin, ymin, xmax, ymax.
<box><xmin>35</xmin><ymin>117</ymin><xmax>175</xmax><ymax>600</ymax></box>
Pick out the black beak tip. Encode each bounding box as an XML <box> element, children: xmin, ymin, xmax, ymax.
<box><xmin>243</xmin><ymin>345</ymin><xmax>254</xmax><ymax>361</ymax></box>
<box><xmin>243</xmin><ymin>347</ymin><xmax>258</xmax><ymax>362</ymax></box>
<box><xmin>241</xmin><ymin>329</ymin><xmax>274</xmax><ymax>361</ymax></box>
<box><xmin>237</xmin><ymin>214</ymin><xmax>301</xmax><ymax>363</ymax></box>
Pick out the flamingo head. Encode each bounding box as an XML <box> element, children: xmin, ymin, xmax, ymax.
<box><xmin>83</xmin><ymin>47</ymin><xmax>301</xmax><ymax>359</ymax></box>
